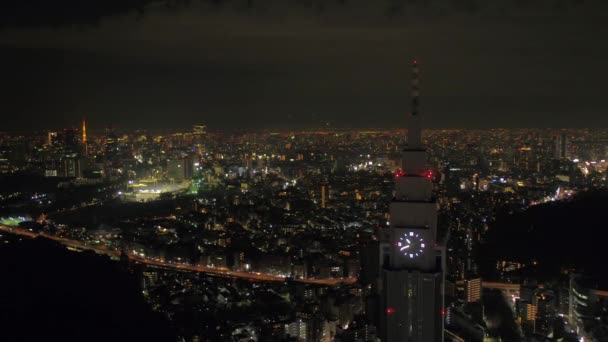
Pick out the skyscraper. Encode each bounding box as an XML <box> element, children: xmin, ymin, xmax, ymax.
<box><xmin>464</xmin><ymin>277</ymin><xmax>482</xmax><ymax>303</ymax></box>
<box><xmin>104</xmin><ymin>126</ymin><xmax>119</xmax><ymax>161</ymax></box>
<box><xmin>62</xmin><ymin>128</ymin><xmax>80</xmax><ymax>155</ymax></box>
<box><xmin>167</xmin><ymin>157</ymin><xmax>194</xmax><ymax>181</ymax></box>
<box><xmin>553</xmin><ymin>132</ymin><xmax>568</xmax><ymax>160</ymax></box>
<box><xmin>374</xmin><ymin>59</ymin><xmax>445</xmax><ymax>341</ymax></box>
<box><xmin>321</xmin><ymin>184</ymin><xmax>327</xmax><ymax>209</ymax></box>
<box><xmin>193</xmin><ymin>124</ymin><xmax>207</xmax><ymax>153</ymax></box>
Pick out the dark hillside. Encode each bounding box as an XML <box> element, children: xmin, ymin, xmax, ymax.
<box><xmin>481</xmin><ymin>189</ymin><xmax>608</xmax><ymax>280</ymax></box>
<box><xmin>0</xmin><ymin>237</ymin><xmax>175</xmax><ymax>342</ymax></box>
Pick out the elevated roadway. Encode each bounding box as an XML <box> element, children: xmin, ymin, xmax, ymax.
<box><xmin>0</xmin><ymin>225</ymin><xmax>356</xmax><ymax>286</ymax></box>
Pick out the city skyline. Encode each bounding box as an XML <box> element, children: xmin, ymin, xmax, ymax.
<box><xmin>2</xmin><ymin>120</ymin><xmax>608</xmax><ymax>340</ymax></box>
<box><xmin>10</xmin><ymin>121</ymin><xmax>608</xmax><ymax>137</ymax></box>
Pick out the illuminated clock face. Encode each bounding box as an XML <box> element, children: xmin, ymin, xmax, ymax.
<box><xmin>397</xmin><ymin>232</ymin><xmax>425</xmax><ymax>259</ymax></box>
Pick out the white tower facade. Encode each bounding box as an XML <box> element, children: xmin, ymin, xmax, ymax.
<box><xmin>377</xmin><ymin>59</ymin><xmax>444</xmax><ymax>341</ymax></box>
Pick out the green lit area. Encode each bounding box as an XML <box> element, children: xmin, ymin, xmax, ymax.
<box><xmin>187</xmin><ymin>175</ymin><xmax>217</xmax><ymax>195</ymax></box>
<box><xmin>187</xmin><ymin>177</ymin><xmax>203</xmax><ymax>195</ymax></box>
<box><xmin>0</xmin><ymin>216</ymin><xmax>27</xmax><ymax>227</ymax></box>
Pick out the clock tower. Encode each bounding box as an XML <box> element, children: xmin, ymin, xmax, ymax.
<box><xmin>375</xmin><ymin>59</ymin><xmax>445</xmax><ymax>341</ymax></box>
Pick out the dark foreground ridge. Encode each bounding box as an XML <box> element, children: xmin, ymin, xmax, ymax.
<box><xmin>481</xmin><ymin>188</ymin><xmax>608</xmax><ymax>281</ymax></box>
<box><xmin>0</xmin><ymin>237</ymin><xmax>175</xmax><ymax>342</ymax></box>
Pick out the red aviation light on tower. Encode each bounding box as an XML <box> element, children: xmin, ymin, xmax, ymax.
<box><xmin>395</xmin><ymin>169</ymin><xmax>433</xmax><ymax>179</ymax></box>
<box><xmin>386</xmin><ymin>307</ymin><xmax>396</xmax><ymax>314</ymax></box>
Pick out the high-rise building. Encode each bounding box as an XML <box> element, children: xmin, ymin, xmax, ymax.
<box><xmin>285</xmin><ymin>318</ymin><xmax>308</xmax><ymax>341</ymax></box>
<box><xmin>142</xmin><ymin>271</ymin><xmax>159</xmax><ymax>290</ymax></box>
<box><xmin>104</xmin><ymin>126</ymin><xmax>119</xmax><ymax>160</ymax></box>
<box><xmin>534</xmin><ymin>290</ymin><xmax>556</xmax><ymax>336</ymax></box>
<box><xmin>553</xmin><ymin>132</ymin><xmax>568</xmax><ymax>160</ymax></box>
<box><xmin>61</xmin><ymin>156</ymin><xmax>82</xmax><ymax>178</ymax></box>
<box><xmin>285</xmin><ymin>313</ymin><xmax>325</xmax><ymax>342</ymax></box>
<box><xmin>371</xmin><ymin>59</ymin><xmax>445</xmax><ymax>341</ymax></box>
<box><xmin>193</xmin><ymin>125</ymin><xmax>206</xmax><ymax>135</ymax></box>
<box><xmin>321</xmin><ymin>184</ymin><xmax>327</xmax><ymax>209</ymax></box>
<box><xmin>516</xmin><ymin>280</ymin><xmax>539</xmax><ymax>333</ymax></box>
<box><xmin>568</xmin><ymin>274</ymin><xmax>608</xmax><ymax>338</ymax></box>
<box><xmin>47</xmin><ymin>131</ymin><xmax>57</xmax><ymax>146</ymax></box>
<box><xmin>193</xmin><ymin>124</ymin><xmax>207</xmax><ymax>152</ymax></box>
<box><xmin>167</xmin><ymin>157</ymin><xmax>194</xmax><ymax>181</ymax></box>
<box><xmin>62</xmin><ymin>128</ymin><xmax>80</xmax><ymax>155</ymax></box>
<box><xmin>464</xmin><ymin>277</ymin><xmax>481</xmax><ymax>303</ymax></box>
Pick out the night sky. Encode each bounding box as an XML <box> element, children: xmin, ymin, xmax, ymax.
<box><xmin>1</xmin><ymin>0</ymin><xmax>607</xmax><ymax>132</ymax></box>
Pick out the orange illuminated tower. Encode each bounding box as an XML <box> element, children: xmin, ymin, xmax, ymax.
<box><xmin>82</xmin><ymin>118</ymin><xmax>88</xmax><ymax>155</ymax></box>
<box><xmin>82</xmin><ymin>118</ymin><xmax>87</xmax><ymax>144</ymax></box>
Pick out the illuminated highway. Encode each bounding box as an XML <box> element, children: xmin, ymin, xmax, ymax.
<box><xmin>0</xmin><ymin>225</ymin><xmax>356</xmax><ymax>286</ymax></box>
<box><xmin>5</xmin><ymin>224</ymin><xmax>608</xmax><ymax>295</ymax></box>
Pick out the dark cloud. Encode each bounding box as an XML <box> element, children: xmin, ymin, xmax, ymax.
<box><xmin>0</xmin><ymin>0</ymin><xmax>607</xmax><ymax>131</ymax></box>
<box><xmin>0</xmin><ymin>0</ymin><xmax>149</xmax><ymax>28</ymax></box>
<box><xmin>2</xmin><ymin>0</ymin><xmax>607</xmax><ymax>29</ymax></box>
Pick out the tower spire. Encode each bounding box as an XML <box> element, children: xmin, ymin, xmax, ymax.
<box><xmin>373</xmin><ymin>59</ymin><xmax>443</xmax><ymax>342</ymax></box>
<box><xmin>408</xmin><ymin>58</ymin><xmax>422</xmax><ymax>148</ymax></box>
<box><xmin>82</xmin><ymin>118</ymin><xmax>88</xmax><ymax>156</ymax></box>
<box><xmin>399</xmin><ymin>59</ymin><xmax>426</xmax><ymax>176</ymax></box>
<box><xmin>82</xmin><ymin>118</ymin><xmax>87</xmax><ymax>144</ymax></box>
